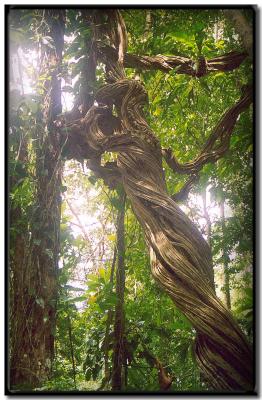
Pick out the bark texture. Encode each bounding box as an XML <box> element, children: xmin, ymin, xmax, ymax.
<box><xmin>224</xmin><ymin>9</ymin><xmax>253</xmax><ymax>57</ymax></box>
<box><xmin>9</xmin><ymin>10</ymin><xmax>65</xmax><ymax>389</ymax></box>
<box><xmin>112</xmin><ymin>193</ymin><xmax>126</xmax><ymax>391</ymax></box>
<box><xmin>103</xmin><ymin>247</ymin><xmax>117</xmax><ymax>386</ymax></box>
<box><xmin>98</xmin><ymin>45</ymin><xmax>247</xmax><ymax>77</ymax></box>
<box><xmin>61</xmin><ymin>9</ymin><xmax>253</xmax><ymax>391</ymax></box>
<box><xmin>96</xmin><ymin>79</ymin><xmax>252</xmax><ymax>390</ymax></box>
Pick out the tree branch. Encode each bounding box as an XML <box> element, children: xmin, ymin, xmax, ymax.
<box><xmin>97</xmin><ymin>44</ymin><xmax>247</xmax><ymax>77</ymax></box>
<box><xmin>162</xmin><ymin>85</ymin><xmax>253</xmax><ymax>176</ymax></box>
<box><xmin>172</xmin><ymin>174</ymin><xmax>199</xmax><ymax>202</ymax></box>
<box><xmin>112</xmin><ymin>193</ymin><xmax>126</xmax><ymax>391</ymax></box>
<box><xmin>138</xmin><ymin>348</ymin><xmax>173</xmax><ymax>391</ymax></box>
<box><xmin>86</xmin><ymin>158</ymin><xmax>122</xmax><ymax>189</ymax></box>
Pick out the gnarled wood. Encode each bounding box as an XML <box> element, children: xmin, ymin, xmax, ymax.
<box><xmin>97</xmin><ymin>44</ymin><xmax>247</xmax><ymax>77</ymax></box>
<box><xmin>61</xmin><ymin>9</ymin><xmax>253</xmax><ymax>391</ymax></box>
<box><xmin>98</xmin><ymin>78</ymin><xmax>252</xmax><ymax>391</ymax></box>
<box><xmin>162</xmin><ymin>85</ymin><xmax>253</xmax><ymax>176</ymax></box>
<box><xmin>62</xmin><ymin>75</ymin><xmax>252</xmax><ymax>390</ymax></box>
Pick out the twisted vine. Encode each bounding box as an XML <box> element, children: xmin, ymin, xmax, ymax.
<box><xmin>62</xmin><ymin>10</ymin><xmax>253</xmax><ymax>390</ymax></box>
<box><xmin>64</xmin><ymin>75</ymin><xmax>252</xmax><ymax>390</ymax></box>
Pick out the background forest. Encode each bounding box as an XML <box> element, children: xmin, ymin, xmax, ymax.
<box><xmin>8</xmin><ymin>7</ymin><xmax>254</xmax><ymax>393</ymax></box>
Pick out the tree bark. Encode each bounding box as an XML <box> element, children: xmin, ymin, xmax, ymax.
<box><xmin>112</xmin><ymin>193</ymin><xmax>126</xmax><ymax>391</ymax></box>
<box><xmin>67</xmin><ymin>312</ymin><xmax>77</xmax><ymax>389</ymax></box>
<box><xmin>103</xmin><ymin>246</ymin><xmax>117</xmax><ymax>385</ymax></box>
<box><xmin>224</xmin><ymin>9</ymin><xmax>253</xmax><ymax>57</ymax></box>
<box><xmin>62</xmin><ymin>9</ymin><xmax>253</xmax><ymax>391</ymax></box>
<box><xmin>63</xmin><ymin>74</ymin><xmax>253</xmax><ymax>390</ymax></box>
<box><xmin>9</xmin><ymin>10</ymin><xmax>65</xmax><ymax>389</ymax></box>
<box><xmin>98</xmin><ymin>45</ymin><xmax>247</xmax><ymax>77</ymax></box>
<box><xmin>106</xmin><ymin>80</ymin><xmax>252</xmax><ymax>390</ymax></box>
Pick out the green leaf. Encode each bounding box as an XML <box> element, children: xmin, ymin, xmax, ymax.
<box><xmin>85</xmin><ymin>369</ymin><xmax>92</xmax><ymax>381</ymax></box>
<box><xmin>66</xmin><ymin>295</ymin><xmax>87</xmax><ymax>303</ymax></box>
<box><xmin>63</xmin><ymin>285</ymin><xmax>84</xmax><ymax>292</ymax></box>
<box><xmin>110</xmin><ymin>196</ymin><xmax>124</xmax><ymax>210</ymax></box>
<box><xmin>98</xmin><ymin>268</ymin><xmax>105</xmax><ymax>279</ymax></box>
<box><xmin>88</xmin><ymin>176</ymin><xmax>97</xmax><ymax>185</ymax></box>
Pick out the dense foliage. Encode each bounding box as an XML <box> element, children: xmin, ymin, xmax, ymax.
<box><xmin>9</xmin><ymin>7</ymin><xmax>253</xmax><ymax>393</ymax></box>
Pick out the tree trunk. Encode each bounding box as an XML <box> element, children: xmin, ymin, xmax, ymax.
<box><xmin>9</xmin><ymin>42</ymin><xmax>30</xmax><ymax>385</ymax></box>
<box><xmin>223</xmin><ymin>9</ymin><xmax>253</xmax><ymax>57</ymax></box>
<box><xmin>103</xmin><ymin>246</ymin><xmax>117</xmax><ymax>386</ymax></box>
<box><xmin>62</xmin><ymin>9</ymin><xmax>253</xmax><ymax>391</ymax></box>
<box><xmin>112</xmin><ymin>193</ymin><xmax>126</xmax><ymax>391</ymax></box>
<box><xmin>67</xmin><ymin>312</ymin><xmax>77</xmax><ymax>389</ymax></box>
<box><xmin>9</xmin><ymin>10</ymin><xmax>65</xmax><ymax>389</ymax></box>
<box><xmin>144</xmin><ymin>10</ymin><xmax>152</xmax><ymax>41</ymax></box>
<box><xmin>82</xmin><ymin>77</ymin><xmax>253</xmax><ymax>391</ymax></box>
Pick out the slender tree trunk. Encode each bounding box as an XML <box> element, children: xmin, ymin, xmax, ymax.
<box><xmin>9</xmin><ymin>10</ymin><xmax>65</xmax><ymax>389</ymax></box>
<box><xmin>67</xmin><ymin>313</ymin><xmax>77</xmax><ymax>389</ymax></box>
<box><xmin>103</xmin><ymin>246</ymin><xmax>117</xmax><ymax>384</ymax></box>
<box><xmin>9</xmin><ymin>142</ymin><xmax>30</xmax><ymax>389</ymax></box>
<box><xmin>9</xmin><ymin>42</ymin><xmax>29</xmax><ymax>382</ymax></box>
<box><xmin>139</xmin><ymin>348</ymin><xmax>172</xmax><ymax>390</ymax></box>
<box><xmin>223</xmin><ymin>9</ymin><xmax>253</xmax><ymax>57</ymax></box>
<box><xmin>219</xmin><ymin>198</ymin><xmax>231</xmax><ymax>310</ymax></box>
<box><xmin>144</xmin><ymin>10</ymin><xmax>152</xmax><ymax>41</ymax></box>
<box><xmin>112</xmin><ymin>193</ymin><xmax>126</xmax><ymax>391</ymax></box>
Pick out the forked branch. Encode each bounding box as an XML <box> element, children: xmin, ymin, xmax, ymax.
<box><xmin>162</xmin><ymin>85</ymin><xmax>252</xmax><ymax>176</ymax></box>
<box><xmin>172</xmin><ymin>174</ymin><xmax>200</xmax><ymax>202</ymax></box>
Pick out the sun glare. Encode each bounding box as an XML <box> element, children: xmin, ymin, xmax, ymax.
<box><xmin>10</xmin><ymin>32</ymin><xmax>240</xmax><ymax>315</ymax></box>
<box><xmin>11</xmin><ymin>43</ymin><xmax>110</xmax><ymax>305</ymax></box>
<box><xmin>61</xmin><ymin>161</ymin><xmax>116</xmax><ymax>307</ymax></box>
<box><xmin>11</xmin><ymin>42</ymin><xmax>79</xmax><ymax>113</ymax></box>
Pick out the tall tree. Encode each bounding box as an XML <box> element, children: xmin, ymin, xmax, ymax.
<box><xmin>112</xmin><ymin>192</ymin><xmax>126</xmax><ymax>390</ymax></box>
<box><xmin>61</xmin><ymin>9</ymin><xmax>253</xmax><ymax>390</ymax></box>
<box><xmin>9</xmin><ymin>9</ymin><xmax>65</xmax><ymax>388</ymax></box>
<box><xmin>9</xmin><ymin>7</ymin><xmax>254</xmax><ymax>392</ymax></box>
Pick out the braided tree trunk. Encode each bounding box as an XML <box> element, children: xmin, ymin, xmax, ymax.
<box><xmin>96</xmin><ymin>79</ymin><xmax>252</xmax><ymax>391</ymax></box>
<box><xmin>63</xmin><ymin>78</ymin><xmax>253</xmax><ymax>390</ymax></box>
<box><xmin>62</xmin><ymin>10</ymin><xmax>253</xmax><ymax>391</ymax></box>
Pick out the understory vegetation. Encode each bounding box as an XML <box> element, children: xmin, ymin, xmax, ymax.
<box><xmin>9</xmin><ymin>7</ymin><xmax>254</xmax><ymax>393</ymax></box>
